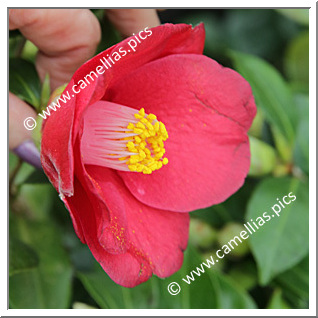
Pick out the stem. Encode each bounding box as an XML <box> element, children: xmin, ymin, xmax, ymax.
<box><xmin>9</xmin><ymin>158</ymin><xmax>23</xmax><ymax>200</ymax></box>
<box><xmin>15</xmin><ymin>38</ymin><xmax>27</xmax><ymax>58</ymax></box>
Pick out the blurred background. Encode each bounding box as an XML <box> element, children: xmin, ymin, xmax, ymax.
<box><xmin>9</xmin><ymin>9</ymin><xmax>309</xmax><ymax>309</ymax></box>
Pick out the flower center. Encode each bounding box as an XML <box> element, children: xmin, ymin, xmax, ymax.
<box><xmin>81</xmin><ymin>101</ymin><xmax>169</xmax><ymax>174</ymax></box>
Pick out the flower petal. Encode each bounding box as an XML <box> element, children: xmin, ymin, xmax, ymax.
<box><xmin>64</xmin><ymin>168</ymin><xmax>189</xmax><ymax>286</ymax></box>
<box><xmin>86</xmin><ymin>165</ymin><xmax>189</xmax><ymax>281</ymax></box>
<box><xmin>62</xmin><ymin>136</ymin><xmax>189</xmax><ymax>287</ymax></box>
<box><xmin>107</xmin><ymin>54</ymin><xmax>256</xmax><ymax>211</ymax></box>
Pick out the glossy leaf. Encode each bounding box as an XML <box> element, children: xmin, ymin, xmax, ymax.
<box><xmin>9</xmin><ymin>58</ymin><xmax>41</xmax><ymax>109</ymax></box>
<box><xmin>294</xmin><ymin>120</ymin><xmax>309</xmax><ymax>175</ymax></box>
<box><xmin>271</xmin><ymin>126</ymin><xmax>292</xmax><ymax>163</ymax></box>
<box><xmin>293</xmin><ymin>94</ymin><xmax>309</xmax><ymax>174</ymax></box>
<box><xmin>246</xmin><ymin>177</ymin><xmax>309</xmax><ymax>285</ymax></box>
<box><xmin>21</xmin><ymin>40</ymin><xmax>38</xmax><ymax>63</ymax></box>
<box><xmin>9</xmin><ymin>237</ymin><xmax>39</xmax><ymax>276</ymax></box>
<box><xmin>274</xmin><ymin>255</ymin><xmax>309</xmax><ymax>308</ymax></box>
<box><xmin>9</xmin><ymin>217</ymin><xmax>73</xmax><ymax>308</ymax></box>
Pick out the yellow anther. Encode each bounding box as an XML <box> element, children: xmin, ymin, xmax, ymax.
<box><xmin>160</xmin><ymin>122</ymin><xmax>167</xmax><ymax>135</ymax></box>
<box><xmin>158</xmin><ymin>139</ymin><xmax>164</xmax><ymax>148</ymax></box>
<box><xmin>145</xmin><ymin>121</ymin><xmax>154</xmax><ymax>131</ymax></box>
<box><xmin>136</xmin><ymin>122</ymin><xmax>146</xmax><ymax>130</ymax></box>
<box><xmin>133</xmin><ymin>128</ymin><xmax>144</xmax><ymax>134</ymax></box>
<box><xmin>148</xmin><ymin>162</ymin><xmax>158</xmax><ymax>170</ymax></box>
<box><xmin>142</xmin><ymin>167</ymin><xmax>152</xmax><ymax>174</ymax></box>
<box><xmin>134</xmin><ymin>113</ymin><xmax>143</xmax><ymax>119</ymax></box>
<box><xmin>154</xmin><ymin>122</ymin><xmax>160</xmax><ymax>132</ymax></box>
<box><xmin>134</xmin><ymin>136</ymin><xmax>142</xmax><ymax>143</ymax></box>
<box><xmin>122</xmin><ymin>108</ymin><xmax>169</xmax><ymax>174</ymax></box>
<box><xmin>155</xmin><ymin>152</ymin><xmax>164</xmax><ymax>159</ymax></box>
<box><xmin>147</xmin><ymin>114</ymin><xmax>157</xmax><ymax>122</ymax></box>
<box><xmin>139</xmin><ymin>150</ymin><xmax>146</xmax><ymax>159</ymax></box>
<box><xmin>128</xmin><ymin>165</ymin><xmax>137</xmax><ymax>171</ymax></box>
<box><xmin>127</xmin><ymin>123</ymin><xmax>135</xmax><ymax>130</ymax></box>
<box><xmin>126</xmin><ymin>141</ymin><xmax>135</xmax><ymax>149</ymax></box>
<box><xmin>139</xmin><ymin>108</ymin><xmax>145</xmax><ymax>117</ymax></box>
<box><xmin>136</xmin><ymin>165</ymin><xmax>143</xmax><ymax>172</ymax></box>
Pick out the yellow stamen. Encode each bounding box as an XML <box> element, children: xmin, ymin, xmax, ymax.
<box><xmin>120</xmin><ymin>108</ymin><xmax>169</xmax><ymax>174</ymax></box>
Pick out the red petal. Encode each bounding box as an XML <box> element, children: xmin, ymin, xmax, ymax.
<box><xmin>61</xmin><ymin>135</ymin><xmax>189</xmax><ymax>287</ymax></box>
<box><xmin>107</xmin><ymin>54</ymin><xmax>256</xmax><ymax>211</ymax></box>
<box><xmin>87</xmin><ymin>166</ymin><xmax>189</xmax><ymax>281</ymax></box>
<box><xmin>41</xmin><ymin>23</ymin><xmax>205</xmax><ymax>196</ymax></box>
<box><xmin>65</xmin><ymin>165</ymin><xmax>189</xmax><ymax>286</ymax></box>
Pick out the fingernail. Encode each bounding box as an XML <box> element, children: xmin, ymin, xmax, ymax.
<box><xmin>13</xmin><ymin>140</ymin><xmax>42</xmax><ymax>169</ymax></box>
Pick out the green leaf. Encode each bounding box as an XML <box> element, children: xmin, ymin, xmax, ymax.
<box><xmin>21</xmin><ymin>40</ymin><xmax>38</xmax><ymax>63</ymax></box>
<box><xmin>9</xmin><ymin>36</ymin><xmax>26</xmax><ymax>58</ymax></box>
<box><xmin>229</xmin><ymin>51</ymin><xmax>297</xmax><ymax>144</ymax></box>
<box><xmin>16</xmin><ymin>183</ymin><xmax>55</xmax><ymax>220</ymax></box>
<box><xmin>205</xmin><ymin>267</ymin><xmax>257</xmax><ymax>309</ymax></box>
<box><xmin>293</xmin><ymin>120</ymin><xmax>309</xmax><ymax>175</ymax></box>
<box><xmin>9</xmin><ymin>237</ymin><xmax>39</xmax><ymax>276</ymax></box>
<box><xmin>267</xmin><ymin>288</ymin><xmax>291</xmax><ymax>309</ymax></box>
<box><xmin>293</xmin><ymin>94</ymin><xmax>309</xmax><ymax>174</ymax></box>
<box><xmin>276</xmin><ymin>9</ymin><xmax>309</xmax><ymax>26</ymax></box>
<box><xmin>248</xmin><ymin>136</ymin><xmax>277</xmax><ymax>176</ymax></box>
<box><xmin>78</xmin><ymin>245</ymin><xmax>256</xmax><ymax>309</ymax></box>
<box><xmin>9</xmin><ymin>216</ymin><xmax>73</xmax><ymax>308</ymax></box>
<box><xmin>274</xmin><ymin>255</ymin><xmax>309</xmax><ymax>308</ymax></box>
<box><xmin>271</xmin><ymin>126</ymin><xmax>292</xmax><ymax>163</ymax></box>
<box><xmin>9</xmin><ymin>58</ymin><xmax>41</xmax><ymax>109</ymax></box>
<box><xmin>284</xmin><ymin>32</ymin><xmax>309</xmax><ymax>86</ymax></box>
<box><xmin>246</xmin><ymin>177</ymin><xmax>309</xmax><ymax>285</ymax></box>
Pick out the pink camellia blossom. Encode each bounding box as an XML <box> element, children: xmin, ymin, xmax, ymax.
<box><xmin>40</xmin><ymin>23</ymin><xmax>256</xmax><ymax>287</ymax></box>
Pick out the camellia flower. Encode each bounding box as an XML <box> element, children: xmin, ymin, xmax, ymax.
<box><xmin>41</xmin><ymin>23</ymin><xmax>256</xmax><ymax>287</ymax></box>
